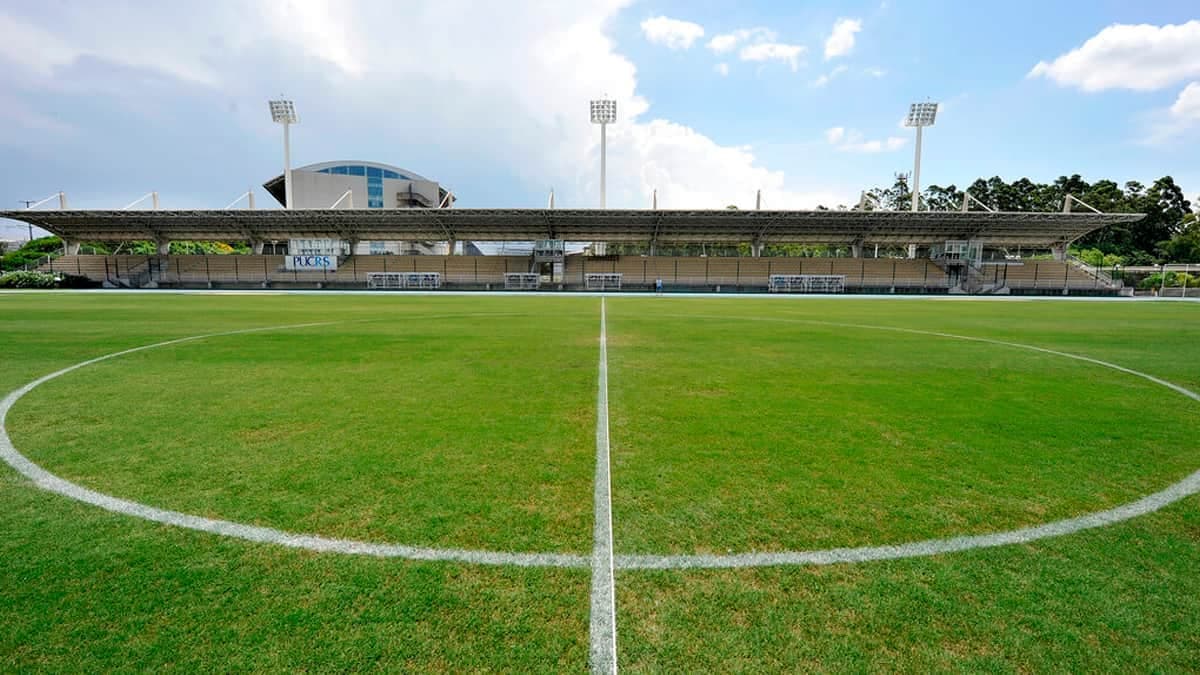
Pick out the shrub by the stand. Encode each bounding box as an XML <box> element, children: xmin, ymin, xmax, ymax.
<box><xmin>0</xmin><ymin>271</ymin><xmax>58</xmax><ymax>288</ymax></box>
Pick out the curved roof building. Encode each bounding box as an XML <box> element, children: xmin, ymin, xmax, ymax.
<box><xmin>263</xmin><ymin>160</ymin><xmax>454</xmax><ymax>209</ymax></box>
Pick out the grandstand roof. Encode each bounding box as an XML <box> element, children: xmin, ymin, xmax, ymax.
<box><xmin>0</xmin><ymin>208</ymin><xmax>1144</xmax><ymax>246</ymax></box>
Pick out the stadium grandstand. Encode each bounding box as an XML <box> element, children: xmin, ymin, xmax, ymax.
<box><xmin>0</xmin><ymin>206</ymin><xmax>1141</xmax><ymax>295</ymax></box>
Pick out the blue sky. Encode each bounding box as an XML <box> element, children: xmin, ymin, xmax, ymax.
<box><xmin>1</xmin><ymin>0</ymin><xmax>1198</xmax><ymax>240</ymax></box>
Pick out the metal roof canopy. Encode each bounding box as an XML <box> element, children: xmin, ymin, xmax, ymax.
<box><xmin>0</xmin><ymin>208</ymin><xmax>1144</xmax><ymax>247</ymax></box>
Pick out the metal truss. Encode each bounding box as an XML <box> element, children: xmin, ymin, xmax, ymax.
<box><xmin>0</xmin><ymin>208</ymin><xmax>1144</xmax><ymax>248</ymax></box>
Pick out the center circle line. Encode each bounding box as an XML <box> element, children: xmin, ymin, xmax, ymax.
<box><xmin>1</xmin><ymin>311</ymin><xmax>1196</xmax><ymax>569</ymax></box>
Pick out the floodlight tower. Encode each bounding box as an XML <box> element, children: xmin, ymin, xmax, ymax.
<box><xmin>904</xmin><ymin>101</ymin><xmax>938</xmax><ymax>212</ymax></box>
<box><xmin>590</xmin><ymin>99</ymin><xmax>617</xmax><ymax>208</ymax></box>
<box><xmin>269</xmin><ymin>99</ymin><xmax>299</xmax><ymax>209</ymax></box>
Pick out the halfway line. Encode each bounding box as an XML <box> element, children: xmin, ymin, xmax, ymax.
<box><xmin>588</xmin><ymin>297</ymin><xmax>618</xmax><ymax>674</ymax></box>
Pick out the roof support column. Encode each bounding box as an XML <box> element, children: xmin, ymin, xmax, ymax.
<box><xmin>907</xmin><ymin>243</ymin><xmax>917</xmax><ymax>259</ymax></box>
<box><xmin>751</xmin><ymin>238</ymin><xmax>763</xmax><ymax>258</ymax></box>
<box><xmin>1051</xmin><ymin>244</ymin><xmax>1066</xmax><ymax>261</ymax></box>
<box><xmin>156</xmin><ymin>238</ymin><xmax>171</xmax><ymax>255</ymax></box>
<box><xmin>62</xmin><ymin>238</ymin><xmax>80</xmax><ymax>256</ymax></box>
<box><xmin>851</xmin><ymin>241</ymin><xmax>863</xmax><ymax>258</ymax></box>
<box><xmin>249</xmin><ymin>238</ymin><xmax>265</xmax><ymax>255</ymax></box>
<box><xmin>447</xmin><ymin>238</ymin><xmax>457</xmax><ymax>256</ymax></box>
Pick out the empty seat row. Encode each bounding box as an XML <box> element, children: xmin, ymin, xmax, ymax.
<box><xmin>39</xmin><ymin>254</ymin><xmax>1102</xmax><ymax>291</ymax></box>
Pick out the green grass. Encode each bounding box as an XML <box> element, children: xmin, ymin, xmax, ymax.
<box><xmin>1</xmin><ymin>291</ymin><xmax>1199</xmax><ymax>670</ymax></box>
<box><xmin>606</xmin><ymin>299</ymin><xmax>1200</xmax><ymax>553</ymax></box>
<box><xmin>10</xmin><ymin>307</ymin><xmax>598</xmax><ymax>552</ymax></box>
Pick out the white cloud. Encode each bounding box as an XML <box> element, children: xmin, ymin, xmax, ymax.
<box><xmin>707</xmin><ymin>34</ymin><xmax>739</xmax><ymax>54</ymax></box>
<box><xmin>739</xmin><ymin>42</ymin><xmax>806</xmax><ymax>71</ymax></box>
<box><xmin>824</xmin><ymin>18</ymin><xmax>862</xmax><ymax>60</ymax></box>
<box><xmin>812</xmin><ymin>65</ymin><xmax>848</xmax><ymax>87</ymax></box>
<box><xmin>706</xmin><ymin>26</ymin><xmax>804</xmax><ymax>70</ymax></box>
<box><xmin>826</xmin><ymin>127</ymin><xmax>906</xmax><ymax>153</ymax></box>
<box><xmin>0</xmin><ymin>1</ymin><xmax>852</xmax><ymax>210</ymax></box>
<box><xmin>0</xmin><ymin>13</ymin><xmax>79</xmax><ymax>77</ymax></box>
<box><xmin>706</xmin><ymin>27</ymin><xmax>776</xmax><ymax>54</ymax></box>
<box><xmin>0</xmin><ymin>8</ymin><xmax>224</xmax><ymax>86</ymax></box>
<box><xmin>1143</xmin><ymin>81</ymin><xmax>1200</xmax><ymax>145</ymax></box>
<box><xmin>714</xmin><ymin>62</ymin><xmax>730</xmax><ymax>77</ymax></box>
<box><xmin>258</xmin><ymin>1</ymin><xmax>366</xmax><ymax>77</ymax></box>
<box><xmin>865</xmin><ymin>67</ymin><xmax>887</xmax><ymax>78</ymax></box>
<box><xmin>627</xmin><ymin>119</ymin><xmax>849</xmax><ymax>208</ymax></box>
<box><xmin>1029</xmin><ymin>20</ymin><xmax>1200</xmax><ymax>92</ymax></box>
<box><xmin>640</xmin><ymin>15</ymin><xmax>704</xmax><ymax>50</ymax></box>
<box><xmin>1170</xmin><ymin>82</ymin><xmax>1200</xmax><ymax>120</ymax></box>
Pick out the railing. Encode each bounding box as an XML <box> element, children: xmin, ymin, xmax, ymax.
<box><xmin>1065</xmin><ymin>254</ymin><xmax>1118</xmax><ymax>287</ymax></box>
<box><xmin>769</xmin><ymin>274</ymin><xmax>845</xmax><ymax>293</ymax></box>
<box><xmin>26</xmin><ymin>254</ymin><xmax>55</xmax><ymax>271</ymax></box>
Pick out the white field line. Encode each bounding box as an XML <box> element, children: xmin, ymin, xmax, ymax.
<box><xmin>0</xmin><ymin>319</ymin><xmax>587</xmax><ymax>568</ymax></box>
<box><xmin>589</xmin><ymin>297</ymin><xmax>619</xmax><ymax>674</ymax></box>
<box><xmin>613</xmin><ymin>313</ymin><xmax>1200</xmax><ymax>569</ymax></box>
<box><xmin>2</xmin><ymin>310</ymin><xmax>1198</xmax><ymax>574</ymax></box>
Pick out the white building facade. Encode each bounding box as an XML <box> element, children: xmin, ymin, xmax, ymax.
<box><xmin>263</xmin><ymin>160</ymin><xmax>455</xmax><ymax>256</ymax></box>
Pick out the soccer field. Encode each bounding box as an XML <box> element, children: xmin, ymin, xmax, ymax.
<box><xmin>2</xmin><ymin>292</ymin><xmax>1199</xmax><ymax>670</ymax></box>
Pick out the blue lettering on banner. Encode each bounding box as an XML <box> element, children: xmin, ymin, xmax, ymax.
<box><xmin>285</xmin><ymin>254</ymin><xmax>338</xmax><ymax>271</ymax></box>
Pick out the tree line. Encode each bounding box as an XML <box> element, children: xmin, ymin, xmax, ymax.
<box><xmin>4</xmin><ymin>173</ymin><xmax>1199</xmax><ymax>267</ymax></box>
<box><xmin>861</xmin><ymin>173</ymin><xmax>1197</xmax><ymax>265</ymax></box>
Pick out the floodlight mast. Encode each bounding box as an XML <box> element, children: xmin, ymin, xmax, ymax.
<box><xmin>590</xmin><ymin>99</ymin><xmax>617</xmax><ymax>208</ymax></box>
<box><xmin>590</xmin><ymin>99</ymin><xmax>616</xmax><ymax>256</ymax></box>
<box><xmin>269</xmin><ymin>99</ymin><xmax>299</xmax><ymax>209</ymax></box>
<box><xmin>904</xmin><ymin>102</ymin><xmax>938</xmax><ymax>212</ymax></box>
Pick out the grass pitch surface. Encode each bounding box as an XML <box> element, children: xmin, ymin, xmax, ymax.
<box><xmin>1</xmin><ymin>292</ymin><xmax>1198</xmax><ymax>670</ymax></box>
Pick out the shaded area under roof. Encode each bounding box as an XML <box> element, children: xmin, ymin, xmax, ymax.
<box><xmin>0</xmin><ymin>208</ymin><xmax>1144</xmax><ymax>247</ymax></box>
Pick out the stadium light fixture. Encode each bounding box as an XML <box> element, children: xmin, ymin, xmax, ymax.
<box><xmin>590</xmin><ymin>99</ymin><xmax>617</xmax><ymax>209</ymax></box>
<box><xmin>904</xmin><ymin>101</ymin><xmax>938</xmax><ymax>212</ymax></box>
<box><xmin>269</xmin><ymin>99</ymin><xmax>299</xmax><ymax>209</ymax></box>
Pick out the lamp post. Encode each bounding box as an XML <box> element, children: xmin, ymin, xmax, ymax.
<box><xmin>590</xmin><ymin>99</ymin><xmax>617</xmax><ymax>208</ymax></box>
<box><xmin>590</xmin><ymin>99</ymin><xmax>617</xmax><ymax>256</ymax></box>
<box><xmin>269</xmin><ymin>99</ymin><xmax>299</xmax><ymax>209</ymax></box>
<box><xmin>18</xmin><ymin>201</ymin><xmax>34</xmax><ymax>241</ymax></box>
<box><xmin>904</xmin><ymin>102</ymin><xmax>938</xmax><ymax>212</ymax></box>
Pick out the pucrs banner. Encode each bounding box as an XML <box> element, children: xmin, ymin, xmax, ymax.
<box><xmin>285</xmin><ymin>255</ymin><xmax>338</xmax><ymax>271</ymax></box>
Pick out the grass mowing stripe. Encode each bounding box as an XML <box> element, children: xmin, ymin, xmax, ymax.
<box><xmin>589</xmin><ymin>297</ymin><xmax>618</xmax><ymax>674</ymax></box>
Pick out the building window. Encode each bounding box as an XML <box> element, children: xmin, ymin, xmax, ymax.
<box><xmin>309</xmin><ymin>165</ymin><xmax>414</xmax><ymax>208</ymax></box>
<box><xmin>369</xmin><ymin>241</ymin><xmax>387</xmax><ymax>255</ymax></box>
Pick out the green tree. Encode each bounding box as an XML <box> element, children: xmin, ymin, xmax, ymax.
<box><xmin>0</xmin><ymin>236</ymin><xmax>63</xmax><ymax>271</ymax></box>
<box><xmin>863</xmin><ymin>172</ymin><xmax>1194</xmax><ymax>264</ymax></box>
<box><xmin>1159</xmin><ymin>212</ymin><xmax>1200</xmax><ymax>262</ymax></box>
<box><xmin>923</xmin><ymin>184</ymin><xmax>963</xmax><ymax>211</ymax></box>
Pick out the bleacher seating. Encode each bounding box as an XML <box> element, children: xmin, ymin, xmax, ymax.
<box><xmin>989</xmin><ymin>261</ymin><xmax>1102</xmax><ymax>291</ymax></box>
<box><xmin>36</xmin><ymin>254</ymin><xmax>1114</xmax><ymax>293</ymax></box>
<box><xmin>674</xmin><ymin>258</ymin><xmax>708</xmax><ymax>286</ymax></box>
